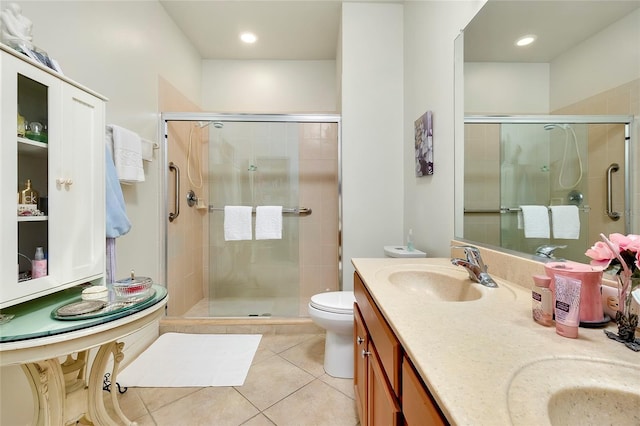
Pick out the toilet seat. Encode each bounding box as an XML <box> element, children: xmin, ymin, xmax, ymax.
<box><xmin>310</xmin><ymin>291</ymin><xmax>354</xmax><ymax>315</ymax></box>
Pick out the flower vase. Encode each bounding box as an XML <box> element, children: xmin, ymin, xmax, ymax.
<box><xmin>615</xmin><ymin>310</ymin><xmax>638</xmax><ymax>342</ymax></box>
<box><xmin>614</xmin><ymin>276</ymin><xmax>639</xmax><ymax>344</ymax></box>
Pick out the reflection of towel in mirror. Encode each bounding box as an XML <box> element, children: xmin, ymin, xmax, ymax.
<box><xmin>550</xmin><ymin>205</ymin><xmax>580</xmax><ymax>239</ymax></box>
<box><xmin>105</xmin><ymin>145</ymin><xmax>131</xmax><ymax>238</ymax></box>
<box><xmin>520</xmin><ymin>205</ymin><xmax>550</xmax><ymax>238</ymax></box>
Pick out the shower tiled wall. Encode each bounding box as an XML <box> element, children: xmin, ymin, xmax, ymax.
<box><xmin>160</xmin><ymin>78</ymin><xmax>208</xmax><ymax>316</ymax></box>
<box><xmin>554</xmin><ymin>78</ymin><xmax>640</xmax><ymax>243</ymax></box>
<box><xmin>463</xmin><ymin>123</ymin><xmax>500</xmax><ymax>246</ymax></box>
<box><xmin>298</xmin><ymin>123</ymin><xmax>340</xmax><ymax>315</ymax></box>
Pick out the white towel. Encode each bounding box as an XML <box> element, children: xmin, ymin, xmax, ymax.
<box><xmin>255</xmin><ymin>206</ymin><xmax>283</xmax><ymax>240</ymax></box>
<box><xmin>224</xmin><ymin>206</ymin><xmax>253</xmax><ymax>241</ymax></box>
<box><xmin>550</xmin><ymin>205</ymin><xmax>580</xmax><ymax>239</ymax></box>
<box><xmin>108</xmin><ymin>124</ymin><xmax>145</xmax><ymax>183</ymax></box>
<box><xmin>520</xmin><ymin>205</ymin><xmax>550</xmax><ymax>238</ymax></box>
<box><xmin>141</xmin><ymin>139</ymin><xmax>155</xmax><ymax>162</ymax></box>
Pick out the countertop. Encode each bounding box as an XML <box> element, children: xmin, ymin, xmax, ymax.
<box><xmin>352</xmin><ymin>257</ymin><xmax>639</xmax><ymax>425</ymax></box>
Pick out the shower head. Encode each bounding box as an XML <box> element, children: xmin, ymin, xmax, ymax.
<box><xmin>544</xmin><ymin>123</ymin><xmax>570</xmax><ymax>131</ymax></box>
<box><xmin>196</xmin><ymin>121</ymin><xmax>224</xmax><ymax>129</ymax></box>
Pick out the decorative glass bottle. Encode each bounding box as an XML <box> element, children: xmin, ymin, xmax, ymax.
<box><xmin>19</xmin><ymin>179</ymin><xmax>38</xmax><ymax>205</ymax></box>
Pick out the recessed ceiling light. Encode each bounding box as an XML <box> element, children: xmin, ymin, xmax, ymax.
<box><xmin>515</xmin><ymin>35</ymin><xmax>536</xmax><ymax>47</ymax></box>
<box><xmin>240</xmin><ymin>32</ymin><xmax>257</xmax><ymax>44</ymax></box>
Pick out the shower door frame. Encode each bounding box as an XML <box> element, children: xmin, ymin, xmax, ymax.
<box><xmin>159</xmin><ymin>113</ymin><xmax>343</xmax><ymax>309</ymax></box>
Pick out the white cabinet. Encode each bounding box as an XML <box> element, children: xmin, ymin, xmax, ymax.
<box><xmin>0</xmin><ymin>45</ymin><xmax>107</xmax><ymax>308</ymax></box>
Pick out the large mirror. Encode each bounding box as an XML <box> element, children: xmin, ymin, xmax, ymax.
<box><xmin>454</xmin><ymin>0</ymin><xmax>640</xmax><ymax>264</ymax></box>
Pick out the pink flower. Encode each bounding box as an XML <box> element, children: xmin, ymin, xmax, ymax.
<box><xmin>610</xmin><ymin>233</ymin><xmax>640</xmax><ymax>251</ymax></box>
<box><xmin>585</xmin><ymin>240</ymin><xmax>617</xmax><ymax>268</ymax></box>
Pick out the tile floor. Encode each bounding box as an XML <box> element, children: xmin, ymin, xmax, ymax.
<box><xmin>113</xmin><ymin>333</ymin><xmax>359</xmax><ymax>426</ymax></box>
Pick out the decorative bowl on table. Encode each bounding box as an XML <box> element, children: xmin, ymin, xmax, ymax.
<box><xmin>112</xmin><ymin>274</ymin><xmax>153</xmax><ymax>300</ymax></box>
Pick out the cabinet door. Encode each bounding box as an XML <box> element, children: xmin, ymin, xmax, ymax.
<box><xmin>368</xmin><ymin>344</ymin><xmax>402</xmax><ymax>426</ymax></box>
<box><xmin>49</xmin><ymin>84</ymin><xmax>105</xmax><ymax>283</ymax></box>
<box><xmin>1</xmin><ymin>50</ymin><xmax>105</xmax><ymax>308</ymax></box>
<box><xmin>354</xmin><ymin>305</ymin><xmax>368</xmax><ymax>425</ymax></box>
<box><xmin>402</xmin><ymin>357</ymin><xmax>446</xmax><ymax>426</ymax></box>
<box><xmin>1</xmin><ymin>51</ymin><xmax>62</xmax><ymax>307</ymax></box>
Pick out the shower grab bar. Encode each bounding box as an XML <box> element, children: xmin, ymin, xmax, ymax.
<box><xmin>169</xmin><ymin>162</ymin><xmax>180</xmax><ymax>222</ymax></box>
<box><xmin>606</xmin><ymin>163</ymin><xmax>620</xmax><ymax>221</ymax></box>
<box><xmin>464</xmin><ymin>206</ymin><xmax>591</xmax><ymax>214</ymax></box>
<box><xmin>208</xmin><ymin>206</ymin><xmax>312</xmax><ymax>216</ymax></box>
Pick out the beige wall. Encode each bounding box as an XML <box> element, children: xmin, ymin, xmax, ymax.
<box><xmin>201</xmin><ymin>60</ymin><xmax>337</xmax><ymax>113</ymax></box>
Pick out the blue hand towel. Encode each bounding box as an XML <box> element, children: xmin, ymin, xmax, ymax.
<box><xmin>105</xmin><ymin>145</ymin><xmax>132</xmax><ymax>238</ymax></box>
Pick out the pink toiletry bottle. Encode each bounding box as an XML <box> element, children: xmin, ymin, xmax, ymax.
<box><xmin>532</xmin><ymin>274</ymin><xmax>553</xmax><ymax>326</ymax></box>
<box><xmin>32</xmin><ymin>247</ymin><xmax>47</xmax><ymax>278</ymax></box>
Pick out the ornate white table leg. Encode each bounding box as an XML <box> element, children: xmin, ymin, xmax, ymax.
<box><xmin>86</xmin><ymin>340</ymin><xmax>136</xmax><ymax>426</ymax></box>
<box><xmin>21</xmin><ymin>360</ymin><xmax>65</xmax><ymax>426</ymax></box>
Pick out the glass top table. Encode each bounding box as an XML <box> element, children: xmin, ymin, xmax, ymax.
<box><xmin>0</xmin><ymin>284</ymin><xmax>167</xmax><ymax>343</ymax></box>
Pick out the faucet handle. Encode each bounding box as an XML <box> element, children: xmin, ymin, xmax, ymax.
<box><xmin>451</xmin><ymin>245</ymin><xmax>486</xmax><ymax>271</ymax></box>
<box><xmin>535</xmin><ymin>244</ymin><xmax>567</xmax><ymax>258</ymax></box>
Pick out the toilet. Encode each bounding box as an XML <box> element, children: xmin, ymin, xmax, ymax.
<box><xmin>308</xmin><ymin>291</ymin><xmax>355</xmax><ymax>378</ymax></box>
<box><xmin>309</xmin><ymin>245</ymin><xmax>427</xmax><ymax>379</ymax></box>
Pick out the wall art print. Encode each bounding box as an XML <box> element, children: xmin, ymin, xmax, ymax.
<box><xmin>414</xmin><ymin>110</ymin><xmax>433</xmax><ymax>176</ymax></box>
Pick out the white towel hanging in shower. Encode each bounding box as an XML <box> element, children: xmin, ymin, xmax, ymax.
<box><xmin>255</xmin><ymin>206</ymin><xmax>283</xmax><ymax>240</ymax></box>
<box><xmin>224</xmin><ymin>206</ymin><xmax>253</xmax><ymax>241</ymax></box>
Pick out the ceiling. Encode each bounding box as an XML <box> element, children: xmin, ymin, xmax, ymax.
<box><xmin>159</xmin><ymin>1</ymin><xmax>342</xmax><ymax>60</ymax></box>
<box><xmin>464</xmin><ymin>0</ymin><xmax>640</xmax><ymax>62</ymax></box>
<box><xmin>159</xmin><ymin>1</ymin><xmax>640</xmax><ymax>62</ymax></box>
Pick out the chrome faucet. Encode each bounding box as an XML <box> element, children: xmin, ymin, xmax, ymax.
<box><xmin>534</xmin><ymin>244</ymin><xmax>567</xmax><ymax>260</ymax></box>
<box><xmin>451</xmin><ymin>245</ymin><xmax>498</xmax><ymax>288</ymax></box>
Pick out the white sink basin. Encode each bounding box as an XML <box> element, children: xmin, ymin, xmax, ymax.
<box><xmin>508</xmin><ymin>358</ymin><xmax>640</xmax><ymax>425</ymax></box>
<box><xmin>387</xmin><ymin>269</ymin><xmax>483</xmax><ymax>302</ymax></box>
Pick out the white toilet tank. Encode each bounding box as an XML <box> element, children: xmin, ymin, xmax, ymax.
<box><xmin>383</xmin><ymin>245</ymin><xmax>427</xmax><ymax>258</ymax></box>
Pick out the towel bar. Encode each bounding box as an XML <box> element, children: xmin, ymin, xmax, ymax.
<box><xmin>209</xmin><ymin>206</ymin><xmax>312</xmax><ymax>216</ymax></box>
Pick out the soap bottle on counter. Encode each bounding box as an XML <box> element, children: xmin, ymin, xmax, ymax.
<box><xmin>407</xmin><ymin>228</ymin><xmax>414</xmax><ymax>251</ymax></box>
<box><xmin>532</xmin><ymin>274</ymin><xmax>553</xmax><ymax>326</ymax></box>
<box><xmin>32</xmin><ymin>247</ymin><xmax>47</xmax><ymax>278</ymax></box>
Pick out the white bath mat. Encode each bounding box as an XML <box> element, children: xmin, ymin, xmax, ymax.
<box><xmin>117</xmin><ymin>333</ymin><xmax>262</xmax><ymax>387</ymax></box>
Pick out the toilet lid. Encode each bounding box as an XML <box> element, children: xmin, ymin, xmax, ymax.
<box><xmin>310</xmin><ymin>291</ymin><xmax>355</xmax><ymax>314</ymax></box>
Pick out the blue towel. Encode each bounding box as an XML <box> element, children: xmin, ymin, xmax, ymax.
<box><xmin>105</xmin><ymin>145</ymin><xmax>132</xmax><ymax>238</ymax></box>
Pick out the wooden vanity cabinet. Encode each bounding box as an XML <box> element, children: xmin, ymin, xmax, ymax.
<box><xmin>354</xmin><ymin>272</ymin><xmax>447</xmax><ymax>426</ymax></box>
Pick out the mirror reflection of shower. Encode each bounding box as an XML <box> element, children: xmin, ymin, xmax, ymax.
<box><xmin>544</xmin><ymin>123</ymin><xmax>583</xmax><ymax>190</ymax></box>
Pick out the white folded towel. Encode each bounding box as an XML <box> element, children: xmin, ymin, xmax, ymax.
<box><xmin>255</xmin><ymin>206</ymin><xmax>283</xmax><ymax>240</ymax></box>
<box><xmin>108</xmin><ymin>124</ymin><xmax>145</xmax><ymax>183</ymax></box>
<box><xmin>520</xmin><ymin>205</ymin><xmax>550</xmax><ymax>238</ymax></box>
<box><xmin>224</xmin><ymin>206</ymin><xmax>253</xmax><ymax>241</ymax></box>
<box><xmin>550</xmin><ymin>205</ymin><xmax>580</xmax><ymax>239</ymax></box>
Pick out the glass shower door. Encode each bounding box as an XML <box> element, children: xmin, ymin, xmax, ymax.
<box><xmin>208</xmin><ymin>121</ymin><xmax>300</xmax><ymax>317</ymax></box>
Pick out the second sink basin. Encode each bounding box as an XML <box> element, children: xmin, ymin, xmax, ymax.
<box><xmin>387</xmin><ymin>268</ymin><xmax>483</xmax><ymax>302</ymax></box>
<box><xmin>508</xmin><ymin>358</ymin><xmax>640</xmax><ymax>425</ymax></box>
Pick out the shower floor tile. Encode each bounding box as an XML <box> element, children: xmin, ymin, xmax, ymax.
<box><xmin>115</xmin><ymin>333</ymin><xmax>359</xmax><ymax>426</ymax></box>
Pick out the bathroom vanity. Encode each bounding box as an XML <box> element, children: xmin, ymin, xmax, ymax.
<box><xmin>354</xmin><ymin>272</ymin><xmax>444</xmax><ymax>425</ymax></box>
<box><xmin>352</xmin><ymin>257</ymin><xmax>640</xmax><ymax>425</ymax></box>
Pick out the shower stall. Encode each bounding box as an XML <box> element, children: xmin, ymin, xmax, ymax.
<box><xmin>161</xmin><ymin>113</ymin><xmax>341</xmax><ymax>318</ymax></box>
<box><xmin>462</xmin><ymin>115</ymin><xmax>634</xmax><ymax>263</ymax></box>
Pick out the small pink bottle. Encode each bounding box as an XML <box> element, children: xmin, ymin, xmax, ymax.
<box><xmin>32</xmin><ymin>247</ymin><xmax>47</xmax><ymax>278</ymax></box>
<box><xmin>532</xmin><ymin>274</ymin><xmax>553</xmax><ymax>326</ymax></box>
